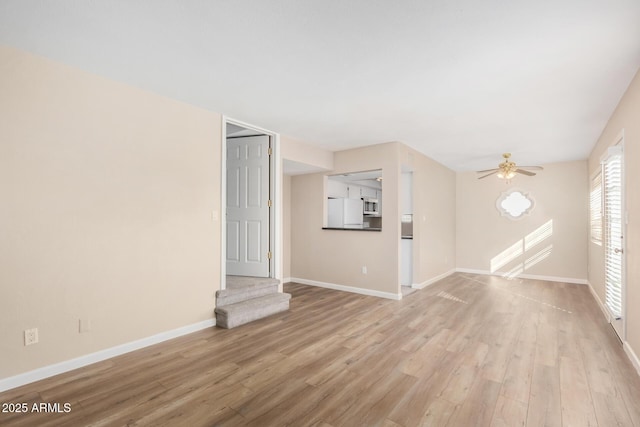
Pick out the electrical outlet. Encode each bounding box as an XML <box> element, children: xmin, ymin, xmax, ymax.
<box><xmin>24</xmin><ymin>328</ymin><xmax>38</xmax><ymax>346</ymax></box>
<box><xmin>362</xmin><ymin>266</ymin><xmax>368</xmax><ymax>274</ymax></box>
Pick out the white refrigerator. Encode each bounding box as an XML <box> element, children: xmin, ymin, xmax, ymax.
<box><xmin>328</xmin><ymin>198</ymin><xmax>364</xmax><ymax>229</ymax></box>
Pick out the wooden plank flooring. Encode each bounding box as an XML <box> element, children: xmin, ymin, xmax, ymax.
<box><xmin>1</xmin><ymin>273</ymin><xmax>640</xmax><ymax>426</ymax></box>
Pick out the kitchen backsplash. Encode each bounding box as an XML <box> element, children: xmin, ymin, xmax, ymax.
<box><xmin>365</xmin><ymin>216</ymin><xmax>382</xmax><ymax>229</ymax></box>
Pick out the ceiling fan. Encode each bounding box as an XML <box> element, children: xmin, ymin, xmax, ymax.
<box><xmin>477</xmin><ymin>153</ymin><xmax>543</xmax><ymax>180</ymax></box>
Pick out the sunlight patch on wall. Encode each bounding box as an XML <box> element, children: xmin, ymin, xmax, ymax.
<box><xmin>490</xmin><ymin>240</ymin><xmax>524</xmax><ymax>272</ymax></box>
<box><xmin>524</xmin><ymin>220</ymin><xmax>553</xmax><ymax>252</ymax></box>
<box><xmin>504</xmin><ymin>244</ymin><xmax>553</xmax><ymax>279</ymax></box>
<box><xmin>503</xmin><ymin>263</ymin><xmax>524</xmax><ymax>279</ymax></box>
<box><xmin>525</xmin><ymin>244</ymin><xmax>553</xmax><ymax>268</ymax></box>
<box><xmin>489</xmin><ymin>220</ymin><xmax>554</xmax><ymax>278</ymax></box>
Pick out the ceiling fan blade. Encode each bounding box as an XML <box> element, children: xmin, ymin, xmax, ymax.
<box><xmin>516</xmin><ymin>169</ymin><xmax>536</xmax><ymax>176</ymax></box>
<box><xmin>478</xmin><ymin>171</ymin><xmax>499</xmax><ymax>179</ymax></box>
<box><xmin>518</xmin><ymin>166</ymin><xmax>543</xmax><ymax>170</ymax></box>
<box><xmin>476</xmin><ymin>168</ymin><xmax>499</xmax><ymax>173</ymax></box>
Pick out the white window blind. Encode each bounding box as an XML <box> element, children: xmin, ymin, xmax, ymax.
<box><xmin>603</xmin><ymin>148</ymin><xmax>623</xmax><ymax>319</ymax></box>
<box><xmin>590</xmin><ymin>171</ymin><xmax>602</xmax><ymax>245</ymax></box>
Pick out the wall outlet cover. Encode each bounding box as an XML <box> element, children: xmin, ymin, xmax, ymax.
<box><xmin>24</xmin><ymin>328</ymin><xmax>39</xmax><ymax>346</ymax></box>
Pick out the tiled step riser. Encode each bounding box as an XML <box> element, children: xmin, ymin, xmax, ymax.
<box><xmin>216</xmin><ymin>299</ymin><xmax>290</xmax><ymax>329</ymax></box>
<box><xmin>216</xmin><ymin>284</ymin><xmax>279</xmax><ymax>306</ymax></box>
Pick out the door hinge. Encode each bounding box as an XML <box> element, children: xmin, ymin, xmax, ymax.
<box><xmin>267</xmin><ymin>251</ymin><xmax>272</xmax><ymax>260</ymax></box>
<box><xmin>268</xmin><ymin>199</ymin><xmax>272</xmax><ymax>208</ymax></box>
<box><xmin>268</xmin><ymin>147</ymin><xmax>273</xmax><ymax>156</ymax></box>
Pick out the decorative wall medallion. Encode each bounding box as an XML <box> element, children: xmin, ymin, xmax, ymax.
<box><xmin>496</xmin><ymin>189</ymin><xmax>535</xmax><ymax>220</ymax></box>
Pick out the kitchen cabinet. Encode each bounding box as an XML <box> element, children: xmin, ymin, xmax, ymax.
<box><xmin>328</xmin><ymin>180</ymin><xmax>348</xmax><ymax>198</ymax></box>
<box><xmin>361</xmin><ymin>186</ymin><xmax>377</xmax><ymax>199</ymax></box>
<box><xmin>347</xmin><ymin>185</ymin><xmax>362</xmax><ymax>199</ymax></box>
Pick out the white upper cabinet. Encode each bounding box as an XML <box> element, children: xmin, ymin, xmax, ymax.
<box><xmin>361</xmin><ymin>187</ymin><xmax>377</xmax><ymax>199</ymax></box>
<box><xmin>348</xmin><ymin>185</ymin><xmax>362</xmax><ymax>199</ymax></box>
<box><xmin>328</xmin><ymin>179</ymin><xmax>348</xmax><ymax>198</ymax></box>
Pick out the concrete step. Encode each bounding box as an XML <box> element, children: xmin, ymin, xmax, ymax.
<box><xmin>216</xmin><ymin>276</ymin><xmax>280</xmax><ymax>306</ymax></box>
<box><xmin>215</xmin><ymin>293</ymin><xmax>291</xmax><ymax>329</ymax></box>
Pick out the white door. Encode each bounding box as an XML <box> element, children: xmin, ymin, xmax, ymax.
<box><xmin>603</xmin><ymin>144</ymin><xmax>625</xmax><ymax>339</ymax></box>
<box><xmin>226</xmin><ymin>135</ymin><xmax>270</xmax><ymax>277</ymax></box>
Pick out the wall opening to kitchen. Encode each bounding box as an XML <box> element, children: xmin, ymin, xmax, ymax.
<box><xmin>324</xmin><ymin>169</ymin><xmax>382</xmax><ymax>231</ymax></box>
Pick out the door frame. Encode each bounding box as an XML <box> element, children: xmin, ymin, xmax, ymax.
<box><xmin>221</xmin><ymin>116</ymin><xmax>281</xmax><ymax>290</ymax></box>
<box><xmin>601</xmin><ymin>129</ymin><xmax>626</xmax><ymax>340</ymax></box>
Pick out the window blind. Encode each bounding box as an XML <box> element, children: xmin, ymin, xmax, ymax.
<box><xmin>603</xmin><ymin>149</ymin><xmax>623</xmax><ymax>319</ymax></box>
<box><xmin>590</xmin><ymin>171</ymin><xmax>602</xmax><ymax>245</ymax></box>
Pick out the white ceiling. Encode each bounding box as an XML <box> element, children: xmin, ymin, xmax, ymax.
<box><xmin>1</xmin><ymin>1</ymin><xmax>639</xmax><ymax>171</ymax></box>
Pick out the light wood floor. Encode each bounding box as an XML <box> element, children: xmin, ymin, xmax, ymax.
<box><xmin>2</xmin><ymin>273</ymin><xmax>640</xmax><ymax>426</ymax></box>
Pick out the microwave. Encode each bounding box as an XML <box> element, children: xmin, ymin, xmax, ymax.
<box><xmin>363</xmin><ymin>198</ymin><xmax>380</xmax><ymax>215</ymax></box>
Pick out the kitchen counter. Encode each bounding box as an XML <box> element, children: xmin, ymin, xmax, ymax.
<box><xmin>322</xmin><ymin>227</ymin><xmax>381</xmax><ymax>232</ymax></box>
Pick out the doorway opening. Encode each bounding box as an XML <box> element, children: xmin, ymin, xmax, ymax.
<box><xmin>400</xmin><ymin>169</ymin><xmax>414</xmax><ymax>297</ymax></box>
<box><xmin>222</xmin><ymin>118</ymin><xmax>278</xmax><ymax>289</ymax></box>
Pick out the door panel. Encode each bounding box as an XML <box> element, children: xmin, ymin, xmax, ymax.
<box><xmin>246</xmin><ymin>221</ymin><xmax>262</xmax><ymax>262</ymax></box>
<box><xmin>227</xmin><ymin>167</ymin><xmax>240</xmax><ymax>208</ymax></box>
<box><xmin>226</xmin><ymin>221</ymin><xmax>240</xmax><ymax>262</ymax></box>
<box><xmin>226</xmin><ymin>135</ymin><xmax>270</xmax><ymax>277</ymax></box>
<box><xmin>247</xmin><ymin>165</ymin><xmax>263</xmax><ymax>208</ymax></box>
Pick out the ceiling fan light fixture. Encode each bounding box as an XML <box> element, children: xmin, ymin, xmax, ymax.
<box><xmin>497</xmin><ymin>170</ymin><xmax>516</xmax><ymax>180</ymax></box>
<box><xmin>476</xmin><ymin>153</ymin><xmax>542</xmax><ymax>181</ymax></box>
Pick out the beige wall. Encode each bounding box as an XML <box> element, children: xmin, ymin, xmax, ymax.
<box><xmin>283</xmin><ymin>174</ymin><xmax>292</xmax><ymax>279</ymax></box>
<box><xmin>290</xmin><ymin>142</ymin><xmax>457</xmax><ymax>295</ymax></box>
<box><xmin>280</xmin><ymin>134</ymin><xmax>333</xmax><ymax>282</ymax></box>
<box><xmin>290</xmin><ymin>143</ymin><xmax>401</xmax><ymax>295</ymax></box>
<box><xmin>456</xmin><ymin>161</ymin><xmax>588</xmax><ymax>281</ymax></box>
<box><xmin>588</xmin><ymin>70</ymin><xmax>640</xmax><ymax>356</ymax></box>
<box><xmin>281</xmin><ymin>135</ymin><xmax>334</xmax><ymax>171</ymax></box>
<box><xmin>0</xmin><ymin>46</ymin><xmax>222</xmax><ymax>378</ymax></box>
<box><xmin>398</xmin><ymin>145</ymin><xmax>456</xmax><ymax>285</ymax></box>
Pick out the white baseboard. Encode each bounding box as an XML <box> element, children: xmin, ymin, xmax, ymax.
<box><xmin>0</xmin><ymin>318</ymin><xmax>216</xmax><ymax>393</ymax></box>
<box><xmin>455</xmin><ymin>268</ymin><xmax>494</xmax><ymax>276</ymax></box>
<box><xmin>624</xmin><ymin>342</ymin><xmax>640</xmax><ymax>377</ymax></box>
<box><xmin>455</xmin><ymin>268</ymin><xmax>588</xmax><ymax>285</ymax></box>
<box><xmin>412</xmin><ymin>269</ymin><xmax>456</xmax><ymax>289</ymax></box>
<box><xmin>587</xmin><ymin>282</ymin><xmax>639</xmax><ymax>377</ymax></box>
<box><xmin>290</xmin><ymin>277</ymin><xmax>401</xmax><ymax>300</ymax></box>
<box><xmin>587</xmin><ymin>280</ymin><xmax>611</xmax><ymax>323</ymax></box>
<box><xmin>282</xmin><ymin>277</ymin><xmax>293</xmax><ymax>284</ymax></box>
<box><xmin>518</xmin><ymin>273</ymin><xmax>588</xmax><ymax>285</ymax></box>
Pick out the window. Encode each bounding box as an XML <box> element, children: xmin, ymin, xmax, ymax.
<box><xmin>590</xmin><ymin>171</ymin><xmax>602</xmax><ymax>245</ymax></box>
<box><xmin>496</xmin><ymin>189</ymin><xmax>534</xmax><ymax>220</ymax></box>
